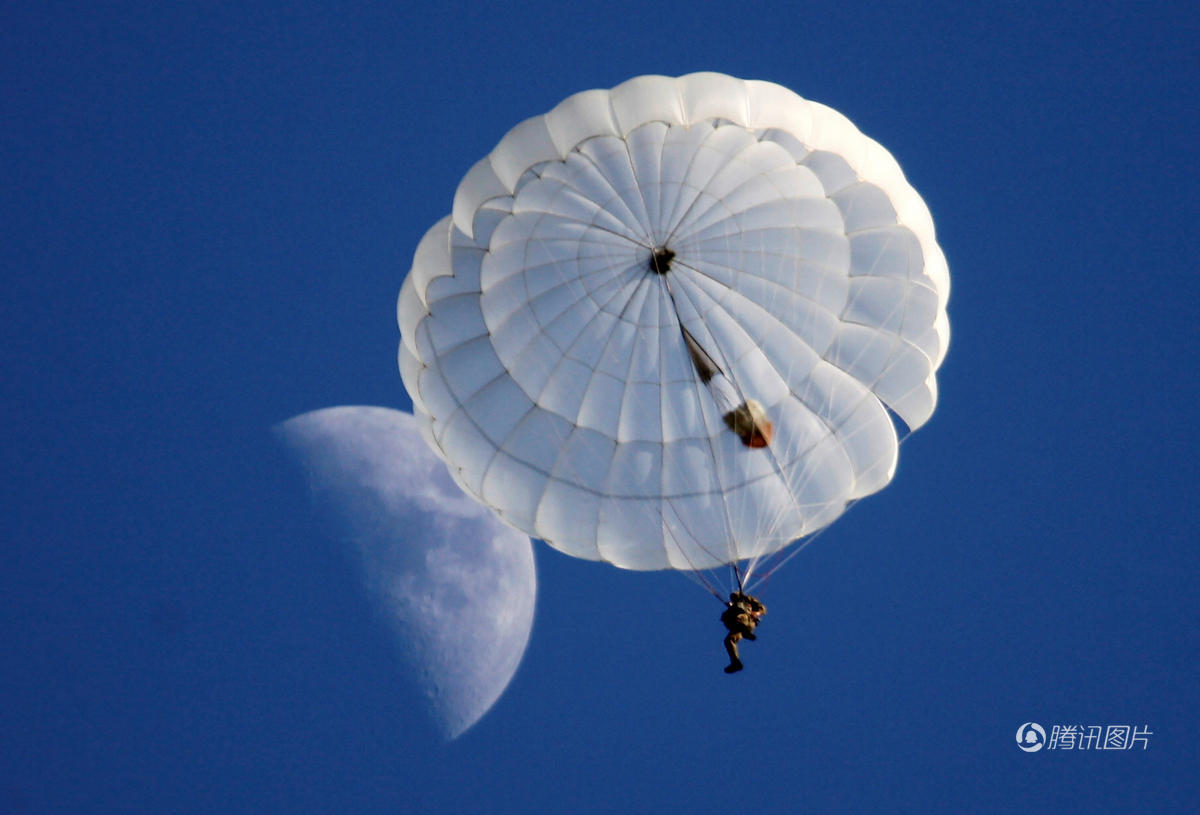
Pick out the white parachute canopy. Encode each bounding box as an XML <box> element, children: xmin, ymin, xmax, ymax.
<box><xmin>398</xmin><ymin>73</ymin><xmax>948</xmax><ymax>576</ymax></box>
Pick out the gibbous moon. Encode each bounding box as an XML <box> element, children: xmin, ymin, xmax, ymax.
<box><xmin>274</xmin><ymin>406</ymin><xmax>536</xmax><ymax>740</ymax></box>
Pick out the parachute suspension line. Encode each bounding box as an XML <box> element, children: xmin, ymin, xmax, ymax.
<box><xmin>678</xmin><ymin>245</ymin><xmax>922</xmax><ymax>563</ymax></box>
<box><xmin>743</xmin><ymin>425</ymin><xmax>917</xmax><ymax>593</ymax></box>
<box><xmin>732</xmin><ymin>562</ymin><xmax>746</xmax><ymax>594</ymax></box>
<box><xmin>666</xmin><ymin>252</ymin><xmax>906</xmax><ymax>587</ymax></box>
<box><xmin>662</xmin><ymin>265</ymin><xmax>789</xmax><ymax>585</ymax></box>
<box><xmin>617</xmin><ymin>253</ymin><xmax>738</xmax><ymax>589</ymax></box>
<box><xmin>743</xmin><ymin>223</ymin><xmax>930</xmax><ymax>592</ymax></box>
<box><xmin>667</xmin><ymin>262</ymin><xmax>825</xmax><ymax>592</ymax></box>
<box><xmin>660</xmin><ymin>502</ymin><xmax>728</xmax><ymax>602</ymax></box>
<box><xmin>662</xmin><ymin>260</ymin><xmax>817</xmax><ymax>585</ymax></box>
<box><xmin>657</xmin><ymin>271</ymin><xmax>748</xmax><ymax>583</ymax></box>
<box><xmin>688</xmin><ymin>267</ymin><xmax>821</xmax><ymax>574</ymax></box>
<box><xmin>599</xmin><ymin>255</ymin><xmax>682</xmax><ymax>569</ymax></box>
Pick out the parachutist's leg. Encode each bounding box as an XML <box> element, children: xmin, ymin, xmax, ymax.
<box><xmin>724</xmin><ymin>632</ymin><xmax>743</xmax><ymax>673</ymax></box>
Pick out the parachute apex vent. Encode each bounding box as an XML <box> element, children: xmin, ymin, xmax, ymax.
<box><xmin>649</xmin><ymin>247</ymin><xmax>675</xmax><ymax>274</ymax></box>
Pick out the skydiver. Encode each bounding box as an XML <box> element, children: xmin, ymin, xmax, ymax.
<box><xmin>721</xmin><ymin>592</ymin><xmax>766</xmax><ymax>673</ymax></box>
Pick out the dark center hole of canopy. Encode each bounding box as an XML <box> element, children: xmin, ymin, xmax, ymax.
<box><xmin>649</xmin><ymin>247</ymin><xmax>675</xmax><ymax>274</ymax></box>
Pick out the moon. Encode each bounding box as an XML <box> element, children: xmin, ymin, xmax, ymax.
<box><xmin>274</xmin><ymin>406</ymin><xmax>536</xmax><ymax>740</ymax></box>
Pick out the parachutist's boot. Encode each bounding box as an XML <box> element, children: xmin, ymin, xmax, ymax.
<box><xmin>744</xmin><ymin>632</ymin><xmax>757</xmax><ymax>641</ymax></box>
<box><xmin>724</xmin><ymin>660</ymin><xmax>744</xmax><ymax>674</ymax></box>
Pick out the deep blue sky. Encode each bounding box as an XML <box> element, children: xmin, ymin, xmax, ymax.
<box><xmin>4</xmin><ymin>1</ymin><xmax>1198</xmax><ymax>812</ymax></box>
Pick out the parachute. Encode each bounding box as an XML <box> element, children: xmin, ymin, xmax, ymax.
<box><xmin>398</xmin><ymin>73</ymin><xmax>948</xmax><ymax>587</ymax></box>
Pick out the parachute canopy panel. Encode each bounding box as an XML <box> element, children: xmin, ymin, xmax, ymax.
<box><xmin>400</xmin><ymin>73</ymin><xmax>948</xmax><ymax>572</ymax></box>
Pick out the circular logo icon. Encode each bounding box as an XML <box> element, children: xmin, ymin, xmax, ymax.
<box><xmin>1016</xmin><ymin>722</ymin><xmax>1046</xmax><ymax>752</ymax></box>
